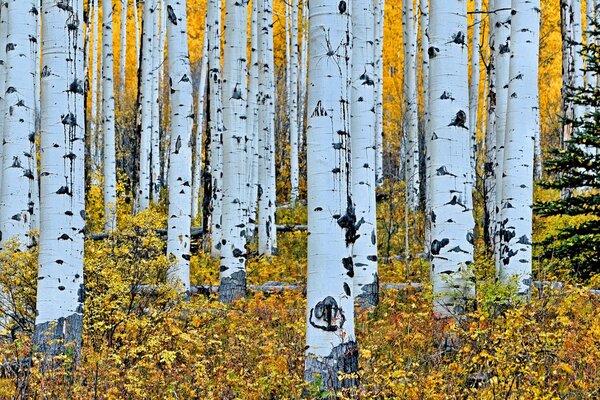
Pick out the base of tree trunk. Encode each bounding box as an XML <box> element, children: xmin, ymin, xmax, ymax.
<box><xmin>304</xmin><ymin>340</ymin><xmax>359</xmax><ymax>393</ymax></box>
<box><xmin>32</xmin><ymin>313</ymin><xmax>83</xmax><ymax>369</ymax></box>
<box><xmin>219</xmin><ymin>270</ymin><xmax>247</xmax><ymax>303</ymax></box>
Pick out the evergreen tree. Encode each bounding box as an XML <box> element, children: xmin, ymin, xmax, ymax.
<box><xmin>535</xmin><ymin>30</ymin><xmax>600</xmax><ymax>280</ymax></box>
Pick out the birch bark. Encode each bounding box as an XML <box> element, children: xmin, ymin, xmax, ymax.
<box><xmin>257</xmin><ymin>0</ymin><xmax>277</xmax><ymax>255</ymax></box>
<box><xmin>485</xmin><ymin>0</ymin><xmax>497</xmax><ymax>246</ymax></box>
<box><xmin>90</xmin><ymin>0</ymin><xmax>100</xmax><ymax>180</ymax></box>
<box><xmin>151</xmin><ymin>0</ymin><xmax>161</xmax><ymax>203</ymax></box>
<box><xmin>0</xmin><ymin>2</ymin><xmax>7</xmax><ymax>193</ymax></box>
<box><xmin>192</xmin><ymin>23</ymin><xmax>208</xmax><ymax>222</ymax></box>
<box><xmin>351</xmin><ymin>0</ymin><xmax>379</xmax><ymax>308</ymax></box>
<box><xmin>119</xmin><ymin>0</ymin><xmax>127</xmax><ymax>95</ymax></box>
<box><xmin>207</xmin><ymin>0</ymin><xmax>224</xmax><ymax>257</ymax></box>
<box><xmin>165</xmin><ymin>0</ymin><xmax>193</xmax><ymax>293</ymax></box>
<box><xmin>103</xmin><ymin>0</ymin><xmax>117</xmax><ymax>231</ymax></box>
<box><xmin>428</xmin><ymin>0</ymin><xmax>475</xmax><ymax>317</ymax></box>
<box><xmin>219</xmin><ymin>0</ymin><xmax>249</xmax><ymax>303</ymax></box>
<box><xmin>493</xmin><ymin>0</ymin><xmax>511</xmax><ymax>270</ymax></box>
<box><xmin>374</xmin><ymin>0</ymin><xmax>385</xmax><ymax>186</ymax></box>
<box><xmin>499</xmin><ymin>0</ymin><xmax>540</xmax><ymax>297</ymax></box>
<box><xmin>0</xmin><ymin>0</ymin><xmax>39</xmax><ymax>247</ymax></box>
<box><xmin>289</xmin><ymin>0</ymin><xmax>299</xmax><ymax>204</ymax></box>
<box><xmin>34</xmin><ymin>0</ymin><xmax>86</xmax><ymax>360</ymax></box>
<box><xmin>304</xmin><ymin>0</ymin><xmax>357</xmax><ymax>390</ymax></box>
<box><xmin>469</xmin><ymin>0</ymin><xmax>482</xmax><ymax>184</ymax></box>
<box><xmin>137</xmin><ymin>0</ymin><xmax>154</xmax><ymax>211</ymax></box>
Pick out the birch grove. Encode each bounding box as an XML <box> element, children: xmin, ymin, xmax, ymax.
<box><xmin>428</xmin><ymin>0</ymin><xmax>475</xmax><ymax>317</ymax></box>
<box><xmin>219</xmin><ymin>0</ymin><xmax>249</xmax><ymax>302</ymax></box>
<box><xmin>304</xmin><ymin>0</ymin><xmax>357</xmax><ymax>391</ymax></box>
<box><xmin>34</xmin><ymin>0</ymin><xmax>86</xmax><ymax>359</ymax></box>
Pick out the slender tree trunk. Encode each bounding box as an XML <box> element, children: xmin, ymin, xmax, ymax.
<box><xmin>499</xmin><ymin>0</ymin><xmax>540</xmax><ymax>297</ymax></box>
<box><xmin>207</xmin><ymin>0</ymin><xmax>224</xmax><ymax>258</ymax></box>
<box><xmin>572</xmin><ymin>0</ymin><xmax>584</xmax><ymax>123</ymax></box>
<box><xmin>246</xmin><ymin>0</ymin><xmax>260</xmax><ymax>240</ymax></box>
<box><xmin>0</xmin><ymin>0</ymin><xmax>38</xmax><ymax>247</ymax></box>
<box><xmin>304</xmin><ymin>0</ymin><xmax>358</xmax><ymax>390</ymax></box>
<box><xmin>428</xmin><ymin>0</ymin><xmax>475</xmax><ymax>317</ymax></box>
<box><xmin>103</xmin><ymin>0</ymin><xmax>117</xmax><ymax>232</ymax></box>
<box><xmin>91</xmin><ymin>0</ymin><xmax>100</xmax><ymax>182</ymax></box>
<box><xmin>0</xmin><ymin>2</ymin><xmax>7</xmax><ymax>193</ymax></box>
<box><xmin>298</xmin><ymin>0</ymin><xmax>308</xmax><ymax>154</ymax></box>
<box><xmin>485</xmin><ymin>0</ymin><xmax>497</xmax><ymax>248</ymax></box>
<box><xmin>352</xmin><ymin>0</ymin><xmax>379</xmax><ymax>309</ymax></box>
<box><xmin>192</xmin><ymin>24</ymin><xmax>209</xmax><ymax>222</ymax></box>
<box><xmin>120</xmin><ymin>0</ymin><xmax>127</xmax><ymax>96</ymax></box>
<box><xmin>402</xmin><ymin>0</ymin><xmax>420</xmax><ymax>210</ymax></box>
<box><xmin>34</xmin><ymin>0</ymin><xmax>86</xmax><ymax>362</ymax></box>
<box><xmin>151</xmin><ymin>0</ymin><xmax>161</xmax><ymax>203</ymax></box>
<box><xmin>469</xmin><ymin>0</ymin><xmax>482</xmax><ymax>184</ymax></box>
<box><xmin>137</xmin><ymin>0</ymin><xmax>154</xmax><ymax>211</ymax></box>
<box><xmin>374</xmin><ymin>0</ymin><xmax>385</xmax><ymax>186</ymax></box>
<box><xmin>561</xmin><ymin>0</ymin><xmax>574</xmax><ymax>145</ymax></box>
<box><xmin>289</xmin><ymin>0</ymin><xmax>299</xmax><ymax>204</ymax></box>
<box><xmin>219</xmin><ymin>0</ymin><xmax>249</xmax><ymax>303</ymax></box>
<box><xmin>257</xmin><ymin>0</ymin><xmax>277</xmax><ymax>255</ymax></box>
<box><xmin>421</xmin><ymin>0</ymin><xmax>431</xmax><ymax>255</ymax></box>
<box><xmin>165</xmin><ymin>0</ymin><xmax>193</xmax><ymax>293</ymax></box>
<box><xmin>493</xmin><ymin>0</ymin><xmax>512</xmax><ymax>271</ymax></box>
<box><xmin>134</xmin><ymin>0</ymin><xmax>140</xmax><ymax>69</ymax></box>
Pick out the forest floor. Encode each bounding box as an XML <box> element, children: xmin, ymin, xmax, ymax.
<box><xmin>0</xmin><ymin>184</ymin><xmax>598</xmax><ymax>399</ymax></box>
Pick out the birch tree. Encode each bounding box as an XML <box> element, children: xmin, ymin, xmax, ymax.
<box><xmin>207</xmin><ymin>0</ymin><xmax>224</xmax><ymax>257</ymax></box>
<box><xmin>561</xmin><ymin>0</ymin><xmax>575</xmax><ymax>144</ymax></box>
<box><xmin>469</xmin><ymin>0</ymin><xmax>482</xmax><ymax>183</ymax></box>
<box><xmin>485</xmin><ymin>0</ymin><xmax>497</xmax><ymax>246</ymax></box>
<box><xmin>493</xmin><ymin>0</ymin><xmax>512</xmax><ymax>268</ymax></box>
<box><xmin>352</xmin><ymin>0</ymin><xmax>379</xmax><ymax>308</ymax></box>
<box><xmin>120</xmin><ymin>0</ymin><xmax>127</xmax><ymax>95</ymax></box>
<box><xmin>137</xmin><ymin>0</ymin><xmax>154</xmax><ymax>211</ymax></box>
<box><xmin>304</xmin><ymin>0</ymin><xmax>358</xmax><ymax>390</ymax></box>
<box><xmin>103</xmin><ymin>0</ymin><xmax>117</xmax><ymax>231</ymax></box>
<box><xmin>34</xmin><ymin>0</ymin><xmax>86</xmax><ymax>360</ymax></box>
<box><xmin>298</xmin><ymin>0</ymin><xmax>308</xmax><ymax>154</ymax></box>
<box><xmin>0</xmin><ymin>0</ymin><xmax>39</xmax><ymax>247</ymax></box>
<box><xmin>90</xmin><ymin>0</ymin><xmax>100</xmax><ymax>180</ymax></box>
<box><xmin>151</xmin><ymin>0</ymin><xmax>161</xmax><ymax>203</ymax></box>
<box><xmin>192</xmin><ymin>23</ymin><xmax>209</xmax><ymax>222</ymax></box>
<box><xmin>289</xmin><ymin>0</ymin><xmax>299</xmax><ymax>204</ymax></box>
<box><xmin>246</xmin><ymin>0</ymin><xmax>260</xmax><ymax>239</ymax></box>
<box><xmin>219</xmin><ymin>0</ymin><xmax>249</xmax><ymax>303</ymax></box>
<box><xmin>498</xmin><ymin>0</ymin><xmax>540</xmax><ymax>297</ymax></box>
<box><xmin>428</xmin><ymin>0</ymin><xmax>475</xmax><ymax>317</ymax></box>
<box><xmin>374</xmin><ymin>0</ymin><xmax>385</xmax><ymax>186</ymax></box>
<box><xmin>165</xmin><ymin>0</ymin><xmax>193</xmax><ymax>293</ymax></box>
<box><xmin>257</xmin><ymin>0</ymin><xmax>277</xmax><ymax>255</ymax></box>
<box><xmin>402</xmin><ymin>0</ymin><xmax>420</xmax><ymax>210</ymax></box>
<box><xmin>0</xmin><ymin>1</ymin><xmax>7</xmax><ymax>192</ymax></box>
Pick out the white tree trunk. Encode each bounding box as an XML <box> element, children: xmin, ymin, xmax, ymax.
<box><xmin>585</xmin><ymin>0</ymin><xmax>596</xmax><ymax>117</ymax></box>
<box><xmin>499</xmin><ymin>0</ymin><xmax>539</xmax><ymax>297</ymax></box>
<box><xmin>351</xmin><ymin>0</ymin><xmax>379</xmax><ymax>309</ymax></box>
<box><xmin>304</xmin><ymin>0</ymin><xmax>357</xmax><ymax>390</ymax></box>
<box><xmin>374</xmin><ymin>0</ymin><xmax>385</xmax><ymax>186</ymax></box>
<box><xmin>572</xmin><ymin>0</ymin><xmax>584</xmax><ymax>123</ymax></box>
<box><xmin>0</xmin><ymin>0</ymin><xmax>38</xmax><ymax>247</ymax></box>
<box><xmin>428</xmin><ymin>0</ymin><xmax>475</xmax><ymax>317</ymax></box>
<box><xmin>0</xmin><ymin>2</ymin><xmax>7</xmax><ymax>193</ymax></box>
<box><xmin>246</xmin><ymin>0</ymin><xmax>260</xmax><ymax>240</ymax></box>
<box><xmin>561</xmin><ymin>0</ymin><xmax>574</xmax><ymax>145</ymax></box>
<box><xmin>103</xmin><ymin>0</ymin><xmax>117</xmax><ymax>232</ymax></box>
<box><xmin>34</xmin><ymin>0</ymin><xmax>86</xmax><ymax>360</ymax></box>
<box><xmin>402</xmin><ymin>0</ymin><xmax>420</xmax><ymax>210</ymax></box>
<box><xmin>151</xmin><ymin>0</ymin><xmax>161</xmax><ymax>203</ymax></box>
<box><xmin>219</xmin><ymin>0</ymin><xmax>249</xmax><ymax>303</ymax></box>
<box><xmin>493</xmin><ymin>0</ymin><xmax>512</xmax><ymax>270</ymax></box>
<box><xmin>165</xmin><ymin>0</ymin><xmax>193</xmax><ymax>293</ymax></box>
<box><xmin>207</xmin><ymin>0</ymin><xmax>224</xmax><ymax>257</ymax></box>
<box><xmin>91</xmin><ymin>0</ymin><xmax>100</xmax><ymax>181</ymax></box>
<box><xmin>257</xmin><ymin>0</ymin><xmax>277</xmax><ymax>255</ymax></box>
<box><xmin>192</xmin><ymin>21</ymin><xmax>209</xmax><ymax>222</ymax></box>
<box><xmin>289</xmin><ymin>0</ymin><xmax>299</xmax><ymax>204</ymax></box>
<box><xmin>485</xmin><ymin>0</ymin><xmax>497</xmax><ymax>245</ymax></box>
<box><xmin>469</xmin><ymin>0</ymin><xmax>482</xmax><ymax>184</ymax></box>
<box><xmin>420</xmin><ymin>0</ymin><xmax>429</xmax><ymax>146</ymax></box>
<box><xmin>298</xmin><ymin>0</ymin><xmax>308</xmax><ymax>154</ymax></box>
<box><xmin>120</xmin><ymin>0</ymin><xmax>127</xmax><ymax>96</ymax></box>
<box><xmin>137</xmin><ymin>0</ymin><xmax>154</xmax><ymax>211</ymax></box>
